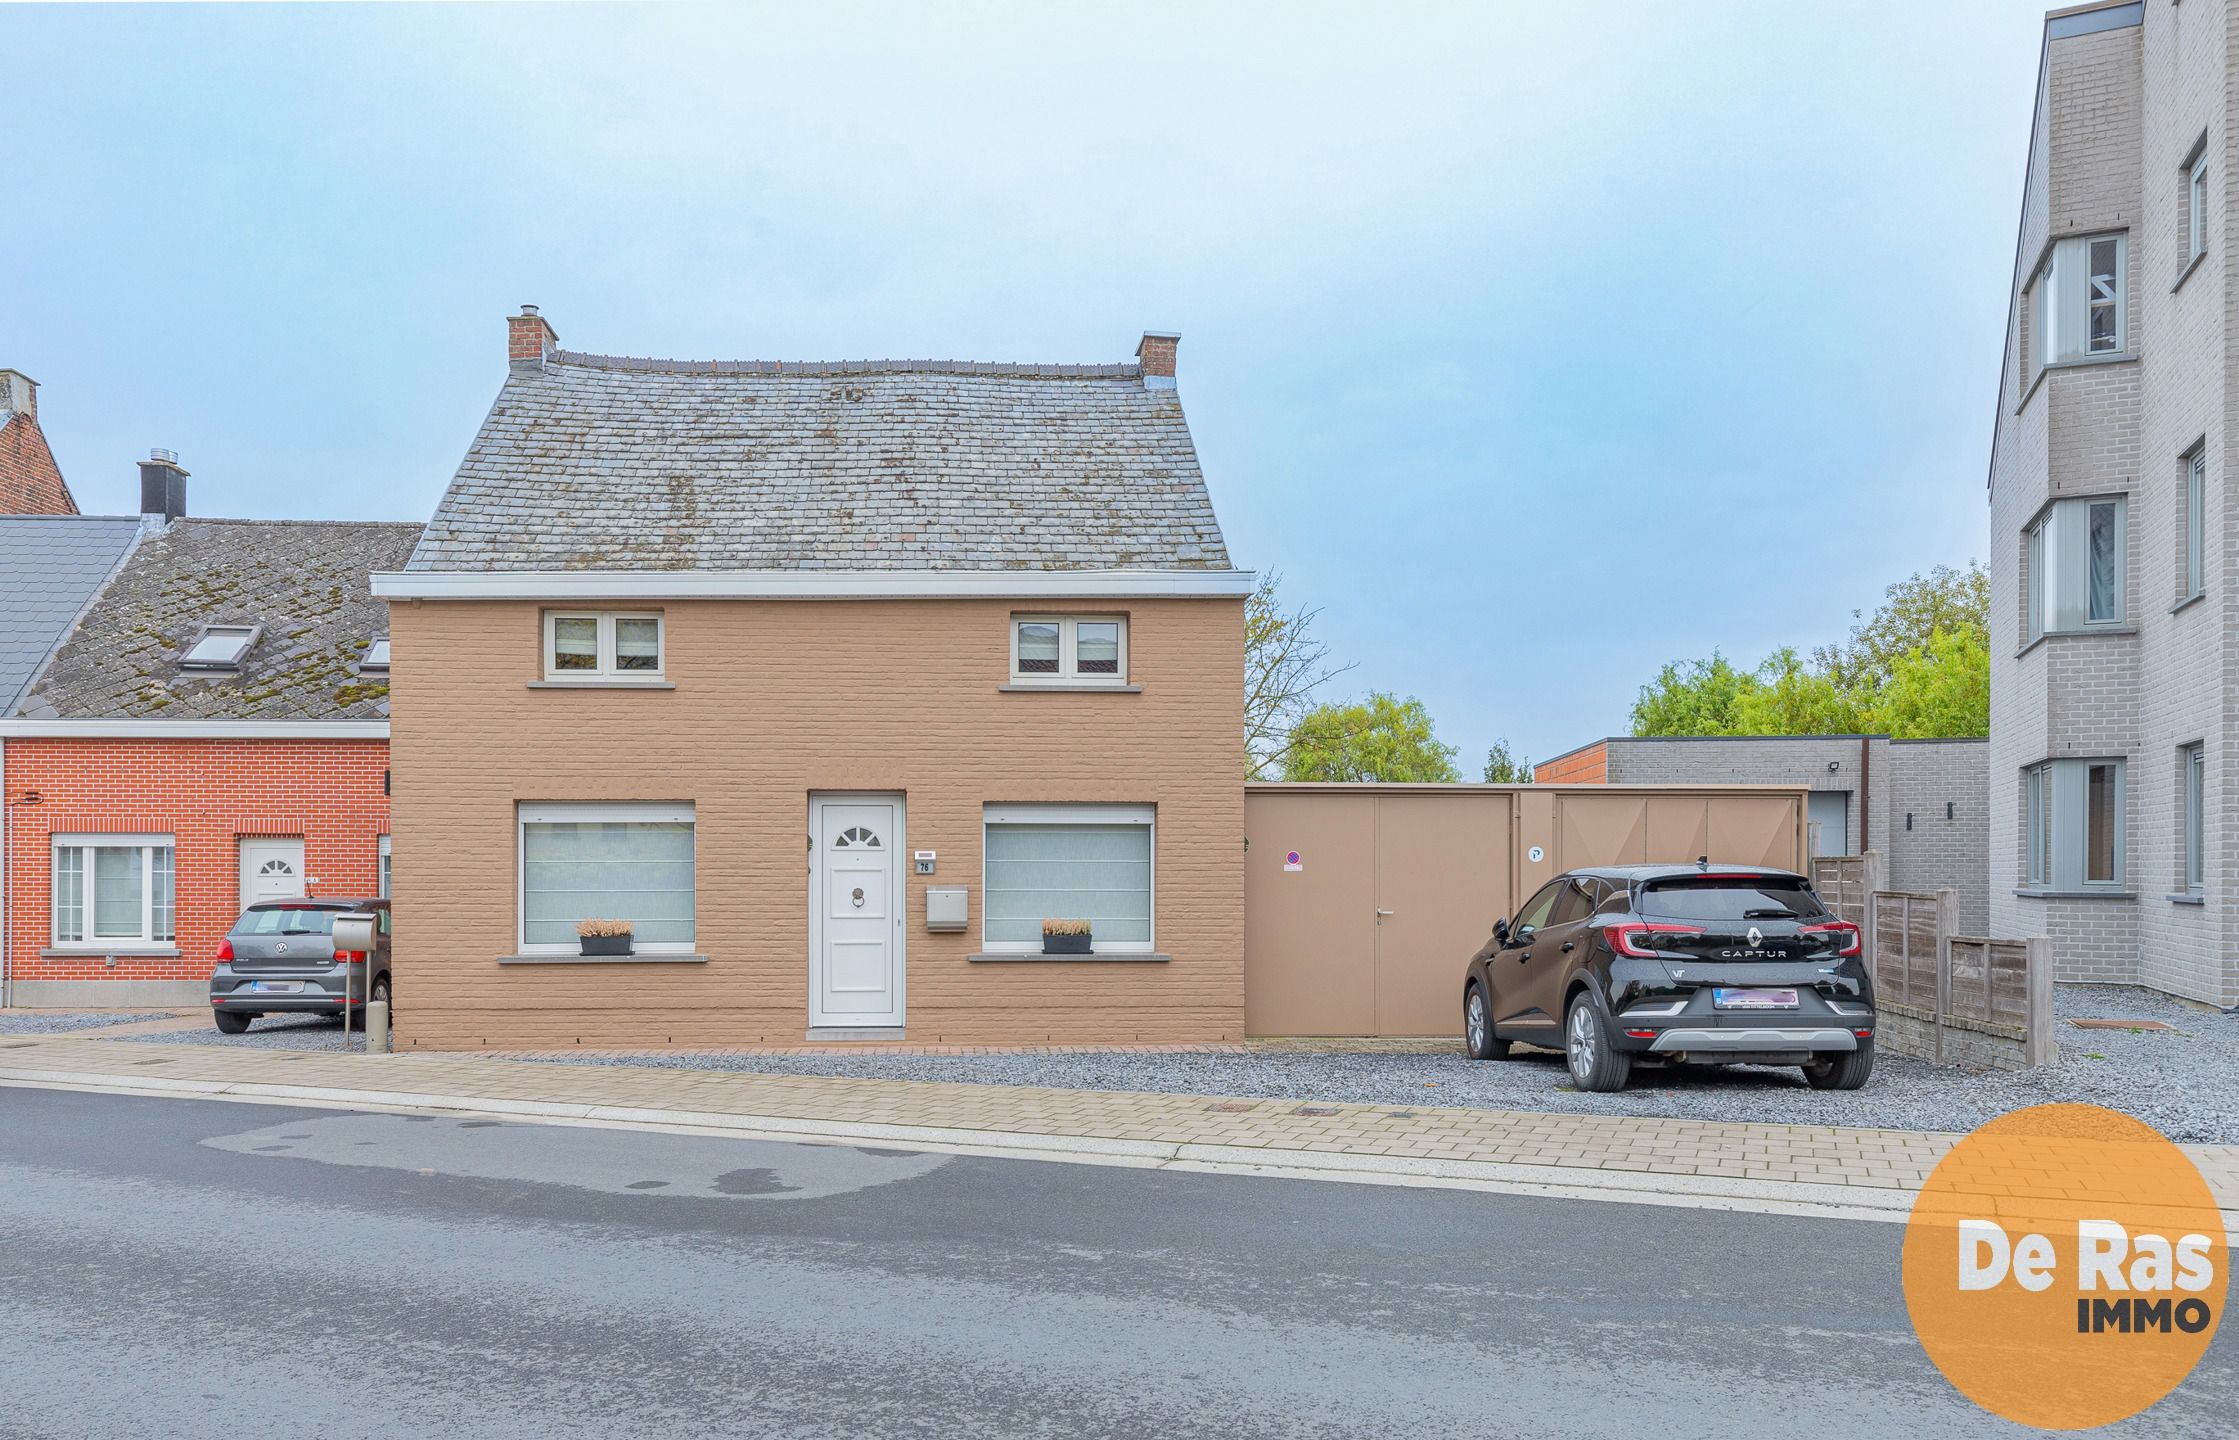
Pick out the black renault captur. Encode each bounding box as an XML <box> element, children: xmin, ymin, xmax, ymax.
<box><xmin>1460</xmin><ymin>863</ymin><xmax>1875</xmax><ymax>1092</ymax></box>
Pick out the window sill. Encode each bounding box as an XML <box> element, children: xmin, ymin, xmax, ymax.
<box><xmin>41</xmin><ymin>945</ymin><xmax>182</xmax><ymax>958</ymax></box>
<box><xmin>2173</xmin><ymin>250</ymin><xmax>2208</xmax><ymax>293</ymax></box>
<box><xmin>2170</xmin><ymin>591</ymin><xmax>2206</xmax><ymax>615</ymax></box>
<box><xmin>968</xmin><ymin>951</ymin><xmax>1171</xmax><ymax>963</ymax></box>
<box><xmin>497</xmin><ymin>952</ymin><xmax>708</xmax><ymax>964</ymax></box>
<box><xmin>2014</xmin><ymin>626</ymin><xmax>2136</xmax><ymax>659</ymax></box>
<box><xmin>2167</xmin><ymin>892</ymin><xmax>2206</xmax><ymax>906</ymax></box>
<box><xmin>528</xmin><ymin>678</ymin><xmax>676</xmax><ymax>690</ymax></box>
<box><xmin>998</xmin><ymin>683</ymin><xmax>1142</xmax><ymax>694</ymax></box>
<box><xmin>2013</xmin><ymin>889</ymin><xmax>2135</xmax><ymax>901</ymax></box>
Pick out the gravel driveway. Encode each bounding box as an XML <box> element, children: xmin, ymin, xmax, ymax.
<box><xmin>107</xmin><ymin>1013</ymin><xmax>367</xmax><ymax>1053</ymax></box>
<box><xmin>499</xmin><ymin>984</ymin><xmax>2239</xmax><ymax>1144</ymax></box>
<box><xmin>0</xmin><ymin>1011</ymin><xmax>173</xmax><ymax>1036</ymax></box>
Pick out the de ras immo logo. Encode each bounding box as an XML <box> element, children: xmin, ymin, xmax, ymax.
<box><xmin>1901</xmin><ymin>1104</ymin><xmax>2228</xmax><ymax>1430</ymax></box>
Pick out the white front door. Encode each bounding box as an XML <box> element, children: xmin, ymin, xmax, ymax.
<box><xmin>239</xmin><ymin>837</ymin><xmax>307</xmax><ymax>909</ymax></box>
<box><xmin>809</xmin><ymin>795</ymin><xmax>904</xmax><ymax>1027</ymax></box>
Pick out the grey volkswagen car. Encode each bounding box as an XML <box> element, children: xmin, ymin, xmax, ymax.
<box><xmin>208</xmin><ymin>898</ymin><xmax>391</xmax><ymax>1034</ymax></box>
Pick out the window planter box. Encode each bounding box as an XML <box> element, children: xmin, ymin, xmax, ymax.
<box><xmin>1040</xmin><ymin>932</ymin><xmax>1093</xmax><ymax>956</ymax></box>
<box><xmin>579</xmin><ymin>934</ymin><xmax>635</xmax><ymax>957</ymax></box>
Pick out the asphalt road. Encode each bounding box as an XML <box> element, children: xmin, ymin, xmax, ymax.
<box><xmin>0</xmin><ymin>1087</ymin><xmax>2231</xmax><ymax>1439</ymax></box>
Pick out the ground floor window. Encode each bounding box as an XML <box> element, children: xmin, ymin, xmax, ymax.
<box><xmin>517</xmin><ymin>803</ymin><xmax>695</xmax><ymax>953</ymax></box>
<box><xmin>2181</xmin><ymin>743</ymin><xmax>2204</xmax><ymax>894</ymax></box>
<box><xmin>379</xmin><ymin>834</ymin><xmax>392</xmax><ymax>899</ymax></box>
<box><xmin>2023</xmin><ymin>758</ymin><xmax>2125</xmax><ymax>891</ymax></box>
<box><xmin>53</xmin><ymin>834</ymin><xmax>175</xmax><ymax>947</ymax></box>
<box><xmin>982</xmin><ymin>804</ymin><xmax>1154</xmax><ymax>952</ymax></box>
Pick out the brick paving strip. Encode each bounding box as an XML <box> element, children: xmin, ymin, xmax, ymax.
<box><xmin>3</xmin><ymin>1033</ymin><xmax>2235</xmax><ymax>1227</ymax></box>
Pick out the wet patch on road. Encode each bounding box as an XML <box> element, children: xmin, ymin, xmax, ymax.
<box><xmin>200</xmin><ymin>1113</ymin><xmax>948</xmax><ymax>1201</ymax></box>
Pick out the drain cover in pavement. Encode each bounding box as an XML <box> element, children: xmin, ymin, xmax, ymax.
<box><xmin>2068</xmin><ymin>1018</ymin><xmax>2177</xmax><ymax>1031</ymax></box>
<box><xmin>1205</xmin><ymin>1101</ymin><xmax>1257</xmax><ymax>1113</ymax></box>
<box><xmin>1292</xmin><ymin>1106</ymin><xmax>1341</xmax><ymax>1117</ymax></box>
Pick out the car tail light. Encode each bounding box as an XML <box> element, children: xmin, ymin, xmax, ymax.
<box><xmin>1800</xmin><ymin>921</ymin><xmax>1863</xmax><ymax>957</ymax></box>
<box><xmin>336</xmin><ymin>950</ymin><xmax>365</xmax><ymax>965</ymax></box>
<box><xmin>1622</xmin><ymin>1029</ymin><xmax>1657</xmax><ymax>1040</ymax></box>
<box><xmin>215</xmin><ymin>938</ymin><xmax>234</xmax><ymax>962</ymax></box>
<box><xmin>1603</xmin><ymin>922</ymin><xmax>1704</xmax><ymax>958</ymax></box>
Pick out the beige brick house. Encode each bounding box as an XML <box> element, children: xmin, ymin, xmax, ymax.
<box><xmin>374</xmin><ymin>308</ymin><xmax>1251</xmax><ymax>1047</ymax></box>
<box><xmin>1987</xmin><ymin>0</ymin><xmax>2239</xmax><ymax>1006</ymax></box>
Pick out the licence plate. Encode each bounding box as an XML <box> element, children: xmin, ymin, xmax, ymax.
<box><xmin>247</xmin><ymin>981</ymin><xmax>303</xmax><ymax>995</ymax></box>
<box><xmin>1713</xmin><ymin>987</ymin><xmax>1798</xmax><ymax>1010</ymax></box>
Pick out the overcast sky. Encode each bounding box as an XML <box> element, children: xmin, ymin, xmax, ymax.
<box><xmin>5</xmin><ymin>1</ymin><xmax>2048</xmax><ymax>765</ymax></box>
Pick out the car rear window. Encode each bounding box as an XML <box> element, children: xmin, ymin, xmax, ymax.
<box><xmin>233</xmin><ymin>907</ymin><xmax>340</xmax><ymax>937</ymax></box>
<box><xmin>1635</xmin><ymin>877</ymin><xmax>1828</xmax><ymax>923</ymax></box>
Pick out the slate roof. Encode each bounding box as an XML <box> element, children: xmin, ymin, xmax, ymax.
<box><xmin>405</xmin><ymin>350</ymin><xmax>1233</xmax><ymax>573</ymax></box>
<box><xmin>15</xmin><ymin>518</ymin><xmax>423</xmax><ymax>721</ymax></box>
<box><xmin>0</xmin><ymin>515</ymin><xmax>140</xmax><ymax>713</ymax></box>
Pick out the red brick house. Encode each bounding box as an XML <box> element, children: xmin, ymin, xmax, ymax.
<box><xmin>1</xmin><ymin>370</ymin><xmax>80</xmax><ymax>516</ymax></box>
<box><xmin>0</xmin><ymin>461</ymin><xmax>415</xmax><ymax>1006</ymax></box>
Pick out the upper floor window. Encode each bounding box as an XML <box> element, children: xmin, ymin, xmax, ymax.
<box><xmin>182</xmin><ymin>625</ymin><xmax>258</xmax><ymax>671</ymax></box>
<box><xmin>2035</xmin><ymin>233</ymin><xmax>2126</xmax><ymax>366</ymax></box>
<box><xmin>544</xmin><ymin>611</ymin><xmax>663</xmax><ymax>680</ymax></box>
<box><xmin>2025</xmin><ymin>496</ymin><xmax>2125</xmax><ymax>642</ymax></box>
<box><xmin>1010</xmin><ymin>615</ymin><xmax>1128</xmax><ymax>686</ymax></box>
<box><xmin>2183</xmin><ymin>445</ymin><xmax>2207</xmax><ymax>601</ymax></box>
<box><xmin>2189</xmin><ymin>152</ymin><xmax>2210</xmax><ymax>265</ymax></box>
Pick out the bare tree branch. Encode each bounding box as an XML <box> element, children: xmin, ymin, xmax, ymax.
<box><xmin>1242</xmin><ymin>571</ymin><xmax>1354</xmax><ymax>778</ymax></box>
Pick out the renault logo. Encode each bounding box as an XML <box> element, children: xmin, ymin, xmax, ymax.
<box><xmin>1745</xmin><ymin>926</ymin><xmax>1764</xmax><ymax>947</ymax></box>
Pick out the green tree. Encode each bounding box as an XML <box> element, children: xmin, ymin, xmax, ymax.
<box><xmin>1729</xmin><ymin>647</ymin><xmax>1877</xmax><ymax>736</ymax></box>
<box><xmin>1282</xmin><ymin>692</ymin><xmax>1461</xmax><ymax>783</ymax></box>
<box><xmin>1481</xmin><ymin>738</ymin><xmax>1534</xmax><ymax>783</ymax></box>
<box><xmin>1816</xmin><ymin>561</ymin><xmax>1989</xmax><ymax>691</ymax></box>
<box><xmin>1628</xmin><ymin>652</ymin><xmax>1757</xmax><ymax>736</ymax></box>
<box><xmin>1873</xmin><ymin>628</ymin><xmax>1990</xmax><ymax>738</ymax></box>
<box><xmin>1243</xmin><ymin>571</ymin><xmax>1353</xmax><ymax>778</ymax></box>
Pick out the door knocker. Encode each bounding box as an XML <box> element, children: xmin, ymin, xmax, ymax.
<box><xmin>851</xmin><ymin>886</ymin><xmax>865</xmax><ymax>908</ymax></box>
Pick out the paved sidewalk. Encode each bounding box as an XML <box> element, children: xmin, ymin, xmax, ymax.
<box><xmin>4</xmin><ymin>1032</ymin><xmax>2234</xmax><ymax>1222</ymax></box>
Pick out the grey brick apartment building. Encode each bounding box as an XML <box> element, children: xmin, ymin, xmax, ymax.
<box><xmin>1987</xmin><ymin>0</ymin><xmax>2236</xmax><ymax>1004</ymax></box>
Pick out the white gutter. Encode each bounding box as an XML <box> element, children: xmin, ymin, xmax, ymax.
<box><xmin>371</xmin><ymin>568</ymin><xmax>1258</xmax><ymax>601</ymax></box>
<box><xmin>0</xmin><ymin>720</ymin><xmax>390</xmax><ymax>740</ymax></box>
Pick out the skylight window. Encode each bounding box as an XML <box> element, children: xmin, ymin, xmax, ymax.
<box><xmin>181</xmin><ymin>625</ymin><xmax>258</xmax><ymax>671</ymax></box>
<box><xmin>360</xmin><ymin>638</ymin><xmax>391</xmax><ymax>672</ymax></box>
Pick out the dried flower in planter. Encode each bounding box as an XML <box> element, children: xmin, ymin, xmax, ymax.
<box><xmin>576</xmin><ymin>919</ymin><xmax>635</xmax><ymax>938</ymax></box>
<box><xmin>1040</xmin><ymin>917</ymin><xmax>1093</xmax><ymax>955</ymax></box>
<box><xmin>1041</xmin><ymin>919</ymin><xmax>1093</xmax><ymax>937</ymax></box>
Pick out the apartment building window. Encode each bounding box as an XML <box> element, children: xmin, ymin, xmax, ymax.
<box><xmin>2189</xmin><ymin>151</ymin><xmax>2210</xmax><ymax>265</ymax></box>
<box><xmin>2180</xmin><ymin>742</ymin><xmax>2205</xmax><ymax>894</ymax></box>
<box><xmin>53</xmin><ymin>834</ymin><xmax>176</xmax><ymax>947</ymax></box>
<box><xmin>2024</xmin><ymin>758</ymin><xmax>2126</xmax><ymax>891</ymax></box>
<box><xmin>2034</xmin><ymin>233</ymin><xmax>2126</xmax><ymax>366</ymax></box>
<box><xmin>2183</xmin><ymin>445</ymin><xmax>2207</xmax><ymax>600</ymax></box>
<box><xmin>2025</xmin><ymin>496</ymin><xmax>2126</xmax><ymax>641</ymax></box>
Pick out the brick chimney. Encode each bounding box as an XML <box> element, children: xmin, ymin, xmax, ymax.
<box><xmin>138</xmin><ymin>448</ymin><xmax>189</xmax><ymax>527</ymax></box>
<box><xmin>1136</xmin><ymin>331</ymin><xmax>1179</xmax><ymax>390</ymax></box>
<box><xmin>508</xmin><ymin>304</ymin><xmax>558</xmax><ymax>370</ymax></box>
<box><xmin>0</xmin><ymin>369</ymin><xmax>79</xmax><ymax>515</ymax></box>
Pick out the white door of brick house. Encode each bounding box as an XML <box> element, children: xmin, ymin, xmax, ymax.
<box><xmin>239</xmin><ymin>837</ymin><xmax>307</xmax><ymax>909</ymax></box>
<box><xmin>808</xmin><ymin>795</ymin><xmax>905</xmax><ymax>1029</ymax></box>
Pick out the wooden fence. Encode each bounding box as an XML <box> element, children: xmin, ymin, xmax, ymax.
<box><xmin>1811</xmin><ymin>854</ymin><xmax>2056</xmax><ymax>1070</ymax></box>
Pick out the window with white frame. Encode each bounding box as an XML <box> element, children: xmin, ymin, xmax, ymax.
<box><xmin>543</xmin><ymin>611</ymin><xmax>663</xmax><ymax>680</ymax></box>
<box><xmin>2024</xmin><ymin>758</ymin><xmax>2125</xmax><ymax>891</ymax></box>
<box><xmin>52</xmin><ymin>834</ymin><xmax>175</xmax><ymax>947</ymax></box>
<box><xmin>982</xmin><ymin>804</ymin><xmax>1153</xmax><ymax>952</ymax></box>
<box><xmin>2190</xmin><ymin>151</ymin><xmax>2210</xmax><ymax>265</ymax></box>
<box><xmin>2181</xmin><ymin>742</ymin><xmax>2205</xmax><ymax>894</ymax></box>
<box><xmin>379</xmin><ymin>834</ymin><xmax>392</xmax><ymax>900</ymax></box>
<box><xmin>2025</xmin><ymin>496</ymin><xmax>2125</xmax><ymax>641</ymax></box>
<box><xmin>2183</xmin><ymin>446</ymin><xmax>2207</xmax><ymax>600</ymax></box>
<box><xmin>1010</xmin><ymin>616</ymin><xmax>1127</xmax><ymax>686</ymax></box>
<box><xmin>517</xmin><ymin>803</ymin><xmax>695</xmax><ymax>953</ymax></box>
<box><xmin>2034</xmin><ymin>233</ymin><xmax>2126</xmax><ymax>366</ymax></box>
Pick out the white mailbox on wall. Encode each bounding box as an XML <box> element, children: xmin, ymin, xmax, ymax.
<box><xmin>924</xmin><ymin>886</ymin><xmax>968</xmax><ymax>932</ymax></box>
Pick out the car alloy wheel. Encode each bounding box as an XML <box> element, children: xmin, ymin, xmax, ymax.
<box><xmin>1567</xmin><ymin>1003</ymin><xmax>1596</xmax><ymax>1081</ymax></box>
<box><xmin>1466</xmin><ymin>990</ymin><xmax>1488</xmax><ymax>1054</ymax></box>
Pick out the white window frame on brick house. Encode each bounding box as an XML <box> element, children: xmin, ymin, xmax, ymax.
<box><xmin>51</xmin><ymin>833</ymin><xmax>176</xmax><ymax>949</ymax></box>
<box><xmin>2023</xmin><ymin>758</ymin><xmax>2126</xmax><ymax>892</ymax></box>
<box><xmin>2180</xmin><ymin>742</ymin><xmax>2205</xmax><ymax>894</ymax></box>
<box><xmin>981</xmin><ymin>803</ymin><xmax>1155</xmax><ymax>953</ymax></box>
<box><xmin>2034</xmin><ymin>232</ymin><xmax>2127</xmax><ymax>367</ymax></box>
<box><xmin>1008</xmin><ymin>615</ymin><xmax>1129</xmax><ymax>687</ymax></box>
<box><xmin>542</xmin><ymin>610</ymin><xmax>664</xmax><ymax>682</ymax></box>
<box><xmin>379</xmin><ymin>834</ymin><xmax>392</xmax><ymax>900</ymax></box>
<box><xmin>2182</xmin><ymin>444</ymin><xmax>2207</xmax><ymax>601</ymax></box>
<box><xmin>516</xmin><ymin>802</ymin><xmax>696</xmax><ymax>955</ymax></box>
<box><xmin>2025</xmin><ymin>495</ymin><xmax>2126</xmax><ymax>642</ymax></box>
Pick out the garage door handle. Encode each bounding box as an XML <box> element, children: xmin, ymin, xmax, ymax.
<box><xmin>1375</xmin><ymin>908</ymin><xmax>1394</xmax><ymax>917</ymax></box>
